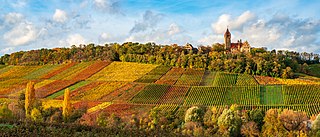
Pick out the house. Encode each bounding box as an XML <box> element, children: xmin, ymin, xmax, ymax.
<box><xmin>224</xmin><ymin>28</ymin><xmax>251</xmax><ymax>53</ymax></box>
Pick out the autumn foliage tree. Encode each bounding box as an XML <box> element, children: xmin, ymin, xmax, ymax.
<box><xmin>25</xmin><ymin>81</ymin><xmax>35</xmax><ymax>118</ymax></box>
<box><xmin>312</xmin><ymin>114</ymin><xmax>320</xmax><ymax>136</ymax></box>
<box><xmin>1</xmin><ymin>42</ymin><xmax>318</xmax><ymax>78</ymax></box>
<box><xmin>217</xmin><ymin>104</ymin><xmax>242</xmax><ymax>136</ymax></box>
<box><xmin>63</xmin><ymin>88</ymin><xmax>72</xmax><ymax>122</ymax></box>
<box><xmin>262</xmin><ymin>109</ymin><xmax>285</xmax><ymax>136</ymax></box>
<box><xmin>279</xmin><ymin>109</ymin><xmax>308</xmax><ymax>135</ymax></box>
<box><xmin>241</xmin><ymin>121</ymin><xmax>260</xmax><ymax>137</ymax></box>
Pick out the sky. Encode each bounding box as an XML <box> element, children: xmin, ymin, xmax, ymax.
<box><xmin>1</xmin><ymin>0</ymin><xmax>320</xmax><ymax>55</ymax></box>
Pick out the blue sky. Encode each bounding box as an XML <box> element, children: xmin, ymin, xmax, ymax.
<box><xmin>1</xmin><ymin>0</ymin><xmax>320</xmax><ymax>55</ymax></box>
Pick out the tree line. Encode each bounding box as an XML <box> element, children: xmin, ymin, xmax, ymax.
<box><xmin>0</xmin><ymin>42</ymin><xmax>319</xmax><ymax>78</ymax></box>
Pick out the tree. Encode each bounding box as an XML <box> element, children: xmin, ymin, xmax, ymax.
<box><xmin>31</xmin><ymin>108</ymin><xmax>43</xmax><ymax>122</ymax></box>
<box><xmin>0</xmin><ymin>104</ymin><xmax>14</xmax><ymax>119</ymax></box>
<box><xmin>241</xmin><ymin>121</ymin><xmax>260</xmax><ymax>137</ymax></box>
<box><xmin>279</xmin><ymin>109</ymin><xmax>308</xmax><ymax>133</ymax></box>
<box><xmin>25</xmin><ymin>81</ymin><xmax>35</xmax><ymax>118</ymax></box>
<box><xmin>148</xmin><ymin>106</ymin><xmax>161</xmax><ymax>130</ymax></box>
<box><xmin>281</xmin><ymin>67</ymin><xmax>294</xmax><ymax>79</ymax></box>
<box><xmin>248</xmin><ymin>109</ymin><xmax>265</xmax><ymax>131</ymax></box>
<box><xmin>96</xmin><ymin>112</ymin><xmax>108</xmax><ymax>127</ymax></box>
<box><xmin>96</xmin><ymin>113</ymin><xmax>122</xmax><ymax>128</ymax></box>
<box><xmin>262</xmin><ymin>109</ymin><xmax>285</xmax><ymax>136</ymax></box>
<box><xmin>184</xmin><ymin>106</ymin><xmax>205</xmax><ymax>123</ymax></box>
<box><xmin>217</xmin><ymin>104</ymin><xmax>242</xmax><ymax>136</ymax></box>
<box><xmin>63</xmin><ymin>88</ymin><xmax>72</xmax><ymax>122</ymax></box>
<box><xmin>312</xmin><ymin>114</ymin><xmax>320</xmax><ymax>136</ymax></box>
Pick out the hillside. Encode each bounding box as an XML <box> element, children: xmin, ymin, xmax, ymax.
<box><xmin>1</xmin><ymin>43</ymin><xmax>319</xmax><ymax>79</ymax></box>
<box><xmin>307</xmin><ymin>64</ymin><xmax>320</xmax><ymax>77</ymax></box>
<box><xmin>0</xmin><ymin>61</ymin><xmax>320</xmax><ymax>120</ymax></box>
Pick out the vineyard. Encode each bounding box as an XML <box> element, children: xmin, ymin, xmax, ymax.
<box><xmin>88</xmin><ymin>62</ymin><xmax>157</xmax><ymax>82</ymax></box>
<box><xmin>200</xmin><ymin>71</ymin><xmax>216</xmax><ymax>86</ymax></box>
<box><xmin>0</xmin><ymin>61</ymin><xmax>320</xmax><ymax>119</ymax></box>
<box><xmin>212</xmin><ymin>72</ymin><xmax>238</xmax><ymax>86</ymax></box>
<box><xmin>129</xmin><ymin>84</ymin><xmax>170</xmax><ymax>104</ymax></box>
<box><xmin>175</xmin><ymin>68</ymin><xmax>204</xmax><ymax>86</ymax></box>
<box><xmin>155</xmin><ymin>67</ymin><xmax>185</xmax><ymax>85</ymax></box>
<box><xmin>135</xmin><ymin>66</ymin><xmax>171</xmax><ymax>83</ymax></box>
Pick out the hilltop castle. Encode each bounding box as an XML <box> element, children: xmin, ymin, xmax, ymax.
<box><xmin>224</xmin><ymin>28</ymin><xmax>251</xmax><ymax>53</ymax></box>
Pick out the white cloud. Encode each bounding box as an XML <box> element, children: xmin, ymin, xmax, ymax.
<box><xmin>100</xmin><ymin>32</ymin><xmax>110</xmax><ymax>40</ymax></box>
<box><xmin>238</xmin><ymin>20</ymin><xmax>282</xmax><ymax>48</ymax></box>
<box><xmin>126</xmin><ymin>23</ymin><xmax>190</xmax><ymax>45</ymax></box>
<box><xmin>94</xmin><ymin>0</ymin><xmax>107</xmax><ymax>8</ymax></box>
<box><xmin>130</xmin><ymin>10</ymin><xmax>163</xmax><ymax>33</ymax></box>
<box><xmin>125</xmin><ymin>31</ymin><xmax>166</xmax><ymax>43</ymax></box>
<box><xmin>211</xmin><ymin>12</ymin><xmax>320</xmax><ymax>53</ymax></box>
<box><xmin>198</xmin><ymin>34</ymin><xmax>224</xmax><ymax>45</ymax></box>
<box><xmin>98</xmin><ymin>32</ymin><xmax>113</xmax><ymax>43</ymax></box>
<box><xmin>59</xmin><ymin>34</ymin><xmax>87</xmax><ymax>46</ymax></box>
<box><xmin>212</xmin><ymin>11</ymin><xmax>255</xmax><ymax>33</ymax></box>
<box><xmin>93</xmin><ymin>0</ymin><xmax>120</xmax><ymax>13</ymax></box>
<box><xmin>168</xmin><ymin>23</ymin><xmax>181</xmax><ymax>35</ymax></box>
<box><xmin>0</xmin><ymin>47</ymin><xmax>14</xmax><ymax>54</ymax></box>
<box><xmin>200</xmin><ymin>11</ymin><xmax>320</xmax><ymax>53</ymax></box>
<box><xmin>242</xmin><ymin>17</ymin><xmax>320</xmax><ymax>53</ymax></box>
<box><xmin>3</xmin><ymin>22</ymin><xmax>38</xmax><ymax>46</ymax></box>
<box><xmin>53</xmin><ymin>9</ymin><xmax>68</xmax><ymax>23</ymax></box>
<box><xmin>10</xmin><ymin>0</ymin><xmax>26</xmax><ymax>8</ymax></box>
<box><xmin>4</xmin><ymin>12</ymin><xmax>24</xmax><ymax>24</ymax></box>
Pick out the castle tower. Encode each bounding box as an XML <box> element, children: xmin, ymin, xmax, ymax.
<box><xmin>224</xmin><ymin>28</ymin><xmax>231</xmax><ymax>50</ymax></box>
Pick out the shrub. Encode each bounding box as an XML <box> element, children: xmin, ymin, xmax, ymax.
<box><xmin>241</xmin><ymin>121</ymin><xmax>260</xmax><ymax>137</ymax></box>
<box><xmin>31</xmin><ymin>108</ymin><xmax>43</xmax><ymax>122</ymax></box>
<box><xmin>42</xmin><ymin>107</ymin><xmax>60</xmax><ymax>122</ymax></box>
<box><xmin>217</xmin><ymin>104</ymin><xmax>242</xmax><ymax>137</ymax></box>
<box><xmin>262</xmin><ymin>109</ymin><xmax>285</xmax><ymax>137</ymax></box>
<box><xmin>96</xmin><ymin>113</ymin><xmax>122</xmax><ymax>128</ymax></box>
<box><xmin>50</xmin><ymin>111</ymin><xmax>62</xmax><ymax>123</ymax></box>
<box><xmin>312</xmin><ymin>114</ymin><xmax>320</xmax><ymax>136</ymax></box>
<box><xmin>279</xmin><ymin>109</ymin><xmax>308</xmax><ymax>132</ymax></box>
<box><xmin>0</xmin><ymin>104</ymin><xmax>14</xmax><ymax>119</ymax></box>
<box><xmin>69</xmin><ymin>108</ymin><xmax>86</xmax><ymax>123</ymax></box>
<box><xmin>248</xmin><ymin>109</ymin><xmax>265</xmax><ymax>131</ymax></box>
<box><xmin>184</xmin><ymin>106</ymin><xmax>205</xmax><ymax>123</ymax></box>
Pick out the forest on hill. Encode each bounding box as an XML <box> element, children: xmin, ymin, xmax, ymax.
<box><xmin>0</xmin><ymin>42</ymin><xmax>319</xmax><ymax>78</ymax></box>
<box><xmin>0</xmin><ymin>60</ymin><xmax>320</xmax><ymax>136</ymax></box>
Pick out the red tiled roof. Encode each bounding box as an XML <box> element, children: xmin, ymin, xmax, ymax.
<box><xmin>230</xmin><ymin>43</ymin><xmax>241</xmax><ymax>49</ymax></box>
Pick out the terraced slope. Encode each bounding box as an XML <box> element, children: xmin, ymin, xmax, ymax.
<box><xmin>0</xmin><ymin>61</ymin><xmax>320</xmax><ymax>117</ymax></box>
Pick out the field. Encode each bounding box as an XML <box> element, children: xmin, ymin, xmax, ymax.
<box><xmin>129</xmin><ymin>84</ymin><xmax>170</xmax><ymax>104</ymax></box>
<box><xmin>260</xmin><ymin>85</ymin><xmax>283</xmax><ymax>105</ymax></box>
<box><xmin>155</xmin><ymin>67</ymin><xmax>185</xmax><ymax>85</ymax></box>
<box><xmin>175</xmin><ymin>68</ymin><xmax>204</xmax><ymax>86</ymax></box>
<box><xmin>307</xmin><ymin>64</ymin><xmax>320</xmax><ymax>77</ymax></box>
<box><xmin>200</xmin><ymin>71</ymin><xmax>216</xmax><ymax>86</ymax></box>
<box><xmin>0</xmin><ymin>79</ymin><xmax>30</xmax><ymax>96</ymax></box>
<box><xmin>134</xmin><ymin>66</ymin><xmax>171</xmax><ymax>83</ymax></box>
<box><xmin>47</xmin><ymin>81</ymin><xmax>91</xmax><ymax>99</ymax></box>
<box><xmin>1</xmin><ymin>61</ymin><xmax>320</xmax><ymax>120</ymax></box>
<box><xmin>254</xmin><ymin>75</ymin><xmax>282</xmax><ymax>85</ymax></box>
<box><xmin>88</xmin><ymin>62</ymin><xmax>157</xmax><ymax>82</ymax></box>
<box><xmin>0</xmin><ymin>66</ymin><xmax>42</xmax><ymax>79</ymax></box>
<box><xmin>185</xmin><ymin>86</ymin><xmax>229</xmax><ymax>106</ymax></box>
<box><xmin>213</xmin><ymin>72</ymin><xmax>238</xmax><ymax>86</ymax></box>
<box><xmin>282</xmin><ymin>84</ymin><xmax>320</xmax><ymax>104</ymax></box>
<box><xmin>157</xmin><ymin>86</ymin><xmax>190</xmax><ymax>104</ymax></box>
<box><xmin>71</xmin><ymin>82</ymin><xmax>126</xmax><ymax>101</ymax></box>
<box><xmin>49</xmin><ymin>62</ymin><xmax>95</xmax><ymax>80</ymax></box>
